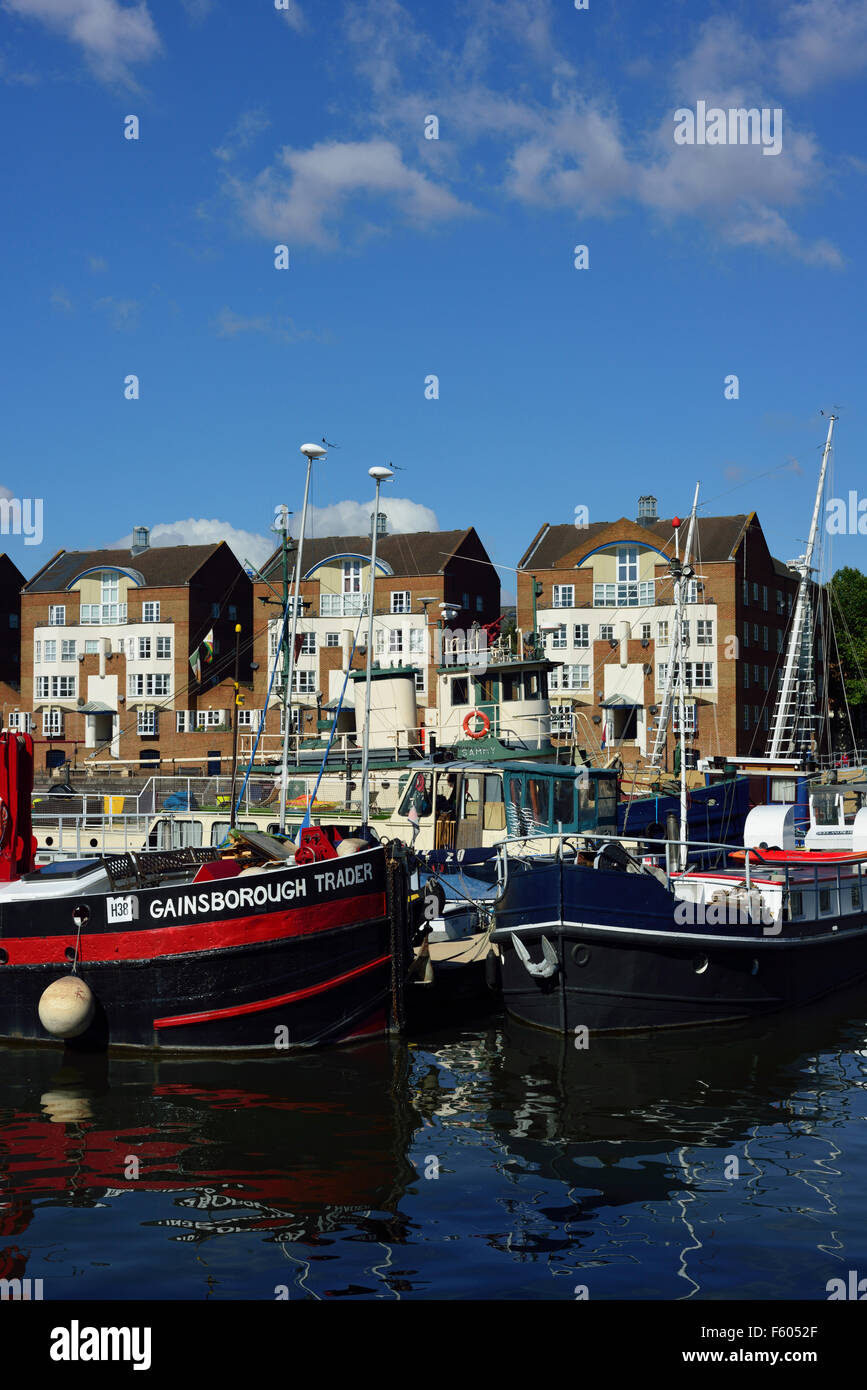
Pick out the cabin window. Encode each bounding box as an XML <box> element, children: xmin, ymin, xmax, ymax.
<box><xmin>819</xmin><ymin>888</ymin><xmax>832</xmax><ymax>914</ymax></box>
<box><xmin>400</xmin><ymin>772</ymin><xmax>433</xmax><ymax>820</ymax></box>
<box><xmin>814</xmin><ymin>798</ymin><xmax>840</xmax><ymax>827</ymax></box>
<box><xmin>595</xmin><ymin>777</ymin><xmax>617</xmax><ymax>826</ymax></box>
<box><xmin>451</xmin><ymin>677</ymin><xmax>469</xmax><ymax>706</ymax></box>
<box><xmin>484</xmin><ymin>774</ymin><xmax>505</xmax><ymax>831</ymax></box>
<box><xmin>851</xmin><ymin>883</ymin><xmax>861</xmax><ymax>911</ymax></box>
<box><xmin>154</xmin><ymin>818</ymin><xmax>203</xmax><ymax>849</ymax></box>
<box><xmin>553</xmin><ymin>779</ymin><xmax>575</xmax><ymax>826</ymax></box>
<box><xmin>525</xmin><ymin>672</ymin><xmax>540</xmax><ymax>699</ymax></box>
<box><xmin>459</xmin><ymin>775</ymin><xmax>483</xmax><ymax>825</ymax></box>
<box><xmin>526</xmin><ymin>778</ymin><xmax>550</xmax><ymax>828</ymax></box>
<box><xmin>788</xmin><ymin>890</ymin><xmax>803</xmax><ymax>920</ymax></box>
<box><xmin>501</xmin><ymin>674</ymin><xmax>521</xmax><ymax>702</ymax></box>
<box><xmin>209</xmin><ymin>821</ymin><xmax>258</xmax><ymax>846</ymax></box>
<box><xmin>474</xmin><ymin>676</ymin><xmax>496</xmax><ymax>703</ymax></box>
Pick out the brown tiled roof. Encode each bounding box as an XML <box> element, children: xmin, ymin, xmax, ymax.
<box><xmin>519</xmin><ymin>515</ymin><xmax>767</xmax><ymax>569</ymax></box>
<box><xmin>262</xmin><ymin>529</ymin><xmax>475</xmax><ymax>581</ymax></box>
<box><xmin>25</xmin><ymin>544</ymin><xmax>224</xmax><ymax>593</ymax></box>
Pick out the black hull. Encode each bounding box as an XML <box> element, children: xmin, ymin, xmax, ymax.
<box><xmin>0</xmin><ymin>847</ymin><xmax>397</xmax><ymax>1053</ymax></box>
<box><xmin>494</xmin><ymin>859</ymin><xmax>867</xmax><ymax>1034</ymax></box>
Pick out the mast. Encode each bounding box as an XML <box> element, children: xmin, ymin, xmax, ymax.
<box><xmin>677</xmin><ymin>484</ymin><xmax>700</xmax><ymax>870</ymax></box>
<box><xmin>278</xmin><ymin>443</ymin><xmax>326</xmax><ymax>834</ymax></box>
<box><xmin>767</xmin><ymin>415</ymin><xmax>835</xmax><ymax>761</ymax></box>
<box><xmin>361</xmin><ymin>466</ymin><xmax>393</xmax><ymax>829</ymax></box>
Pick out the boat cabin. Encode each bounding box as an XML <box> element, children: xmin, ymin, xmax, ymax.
<box><xmin>390</xmin><ymin>760</ymin><xmax>618</xmax><ymax>853</ymax></box>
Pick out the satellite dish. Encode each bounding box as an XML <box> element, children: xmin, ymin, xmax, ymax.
<box><xmin>300</xmin><ymin>443</ymin><xmax>327</xmax><ymax>460</ymax></box>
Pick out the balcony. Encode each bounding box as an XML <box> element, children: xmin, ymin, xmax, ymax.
<box><xmin>319</xmin><ymin>595</ymin><xmax>370</xmax><ymax>617</ymax></box>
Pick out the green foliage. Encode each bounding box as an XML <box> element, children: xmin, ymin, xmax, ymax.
<box><xmin>827</xmin><ymin>567</ymin><xmax>867</xmax><ymax>708</ymax></box>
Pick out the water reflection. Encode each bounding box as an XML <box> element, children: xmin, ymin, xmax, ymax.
<box><xmin>0</xmin><ymin>987</ymin><xmax>866</xmax><ymax>1299</ymax></box>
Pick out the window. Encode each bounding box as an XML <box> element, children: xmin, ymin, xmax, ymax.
<box><xmin>753</xmin><ymin>582</ymin><xmax>759</xmax><ymax>602</ymax></box>
<box><xmin>550</xmin><ymin>624</ymin><xmax>567</xmax><ymax>649</ymax></box>
<box><xmin>36</xmin><ymin>676</ymin><xmax>48</xmax><ymax>700</ymax></box>
<box><xmin>550</xmin><ymin>664</ymin><xmax>589</xmax><ymax>691</ymax></box>
<box><xmin>639</xmin><ymin>581</ymin><xmax>655</xmax><ymax>604</ymax></box>
<box><xmin>128</xmin><ymin>673</ymin><xmax>170</xmax><ymax>697</ymax></box>
<box><xmin>44</xmin><ymin>640</ymin><xmax>56</xmax><ymax>662</ymax></box>
<box><xmin>138</xmin><ymin>636</ymin><xmax>151</xmax><ymax>660</ymax></box>
<box><xmin>776</xmin><ymin>630</ymin><xmax>783</xmax><ymax>652</ymax></box>
<box><xmin>211</xmin><ymin>603</ymin><xmax>220</xmax><ymax>620</ymax></box>
<box><xmin>389</xmin><ymin>629</ymin><xmax>403</xmax><ymax>654</ymax></box>
<box><xmin>787</xmin><ymin>594</ymin><xmax>793</xmax><ymax>614</ymax></box>
<box><xmin>156</xmin><ymin>636</ymin><xmax>172</xmax><ymax>660</ymax></box>
<box><xmin>762</xmin><ymin>626</ymin><xmax>768</xmax><ymax>650</ymax></box>
<box><xmin>744</xmin><ymin>706</ymin><xmax>750</xmax><ymax>728</ymax></box>
<box><xmin>550</xmin><ymin>706</ymin><xmax>573</xmax><ymax>736</ymax></box>
<box><xmin>292</xmin><ymin>670</ymin><xmax>315</xmax><ymax>694</ymax></box>
<box><xmin>743</xmin><ymin>621</ymin><xmax>750</xmax><ymax>648</ymax></box>
<box><xmin>35</xmin><ymin>641</ymin><xmax>41</xmax><ymax>663</ymax></box>
<box><xmin>237</xmin><ymin>708</ymin><xmax>256</xmax><ymax>727</ymax></box>
<box><xmin>681</xmin><ymin>620</ymin><xmax>690</xmax><ymax>647</ymax></box>
<box><xmin>326</xmin><ymin>632</ymin><xmax>340</xmax><ymax>647</ymax></box>
<box><xmin>744</xmin><ymin>665</ymin><xmax>750</xmax><ymax>689</ymax></box>
<box><xmin>320</xmin><ymin>593</ymin><xmax>368</xmax><ymax>617</ymax></box>
<box><xmin>599</xmin><ymin>623</ymin><xmax>614</xmax><ymax>641</ymax></box>
<box><xmin>228</xmin><ymin>605</ymin><xmax>237</xmax><ymax>621</ymax></box>
<box><xmin>743</xmin><ymin>579</ymin><xmax>749</xmax><ymax>605</ymax></box>
<box><xmin>697</xmin><ymin>619</ymin><xmax>713</xmax><ymax>646</ymax></box>
<box><xmin>657</xmin><ymin>663</ymin><xmax>668</xmax><ymax>689</ymax></box>
<box><xmin>553</xmin><ymin>584</ymin><xmax>574</xmax><ymax>608</ymax></box>
<box><xmin>640</xmin><ymin>623</ymin><xmax>651</xmax><ymax>641</ymax></box>
<box><xmin>38</xmin><ymin>675</ymin><xmax>75</xmax><ymax>699</ymax></box>
<box><xmin>42</xmin><ymin>709</ymin><xmax>62</xmax><ymax>736</ymax></box>
<box><xmin>684</xmin><ymin>579</ymin><xmax>698</xmax><ymax>603</ymax></box>
<box><xmin>84</xmin><ymin>640</ymin><xmax>98</xmax><ymax>654</ymax></box>
<box><xmin>657</xmin><ymin>621</ymin><xmax>669</xmax><ymax>646</ymax></box>
<box><xmin>672</xmin><ymin>705</ymin><xmax>696</xmax><ymax>733</ymax></box>
<box><xmin>776</xmin><ymin>589</ymin><xmax>784</xmax><ymax>615</ymax></box>
<box><xmin>143</xmin><ymin>602</ymin><xmax>160</xmax><ymax>622</ymax></box>
<box><xmin>391</xmin><ymin>591</ymin><xmax>411</xmax><ymax>613</ymax></box>
<box><xmin>299</xmin><ymin>632</ymin><xmax>315</xmax><ymax>654</ymax></box>
<box><xmin>409</xmin><ymin>627</ymin><xmax>425</xmax><ymax>655</ymax></box>
<box><xmin>754</xmin><ymin>664</ymin><xmax>760</xmax><ymax>685</ymax></box>
<box><xmin>375</xmin><ymin>629</ymin><xmax>385</xmax><ymax>656</ymax></box>
<box><xmin>754</xmin><ymin>704</ymin><xmax>760</xmax><ymax>726</ymax></box>
<box><xmin>8</xmin><ymin>614</ymin><xmax>17</xmax><ymax>629</ymax></box>
<box><xmin>48</xmin><ymin>605</ymin><xmax>65</xmax><ymax>625</ymax></box>
<box><xmin>593</xmin><ymin>583</ymin><xmax>615</xmax><ymax>607</ymax></box>
<box><xmin>176</xmin><ymin>711</ymin><xmax>191</xmax><ymax>732</ymax></box>
<box><xmin>753</xmin><ymin>624</ymin><xmax>759</xmax><ymax>644</ymax></box>
<box><xmin>137</xmin><ymin>710</ymin><xmax>156</xmax><ymax>736</ymax></box>
<box><xmin>7</xmin><ymin>712</ymin><xmax>32</xmax><ymax>732</ymax></box>
<box><xmin>61</xmin><ymin>640</ymin><xmax>76</xmax><ymax>661</ymax></box>
<box><xmin>476</xmin><ymin>595</ymin><xmax>484</xmax><ymax>613</ymax></box>
<box><xmin>819</xmin><ymin>888</ymin><xmax>831</xmax><ymax>915</ymax></box>
<box><xmin>574</xmin><ymin>623</ymin><xmax>589</xmax><ymax>647</ymax></box>
<box><xmin>196</xmin><ymin>710</ymin><xmax>226</xmax><ymax>729</ymax></box>
<box><xmin>762</xmin><ymin>667</ymin><xmax>768</xmax><ymax>690</ymax></box>
<box><xmin>617</xmin><ymin>546</ymin><xmax>638</xmax><ymax>582</ymax></box>
<box><xmin>762</xmin><ymin>708</ymin><xmax>769</xmax><ymax>729</ymax></box>
<box><xmin>593</xmin><ymin>579</ymin><xmax>653</xmax><ymax>608</ymax></box>
<box><xmin>413</xmin><ymin>665</ymin><xmax>426</xmax><ymax>694</ymax></box>
<box><xmin>690</xmin><ymin>663</ymin><xmax>713</xmax><ymax>688</ymax></box>
<box><xmin>762</xmin><ymin>585</ymin><xmax>768</xmax><ymax>611</ymax></box>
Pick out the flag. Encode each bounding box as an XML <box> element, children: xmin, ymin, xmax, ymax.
<box><xmin>202</xmin><ymin>630</ymin><xmax>214</xmax><ymax>665</ymax></box>
<box><xmin>189</xmin><ymin>647</ymin><xmax>201</xmax><ymax>683</ymax></box>
<box><xmin>293</xmin><ymin>633</ymin><xmax>304</xmax><ymax>661</ymax></box>
<box><xmin>407</xmin><ymin>803</ymin><xmax>420</xmax><ymax>843</ymax></box>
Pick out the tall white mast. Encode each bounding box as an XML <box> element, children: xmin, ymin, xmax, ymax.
<box><xmin>677</xmin><ymin>484</ymin><xmax>700</xmax><ymax>869</ymax></box>
<box><xmin>361</xmin><ymin>466</ymin><xmax>393</xmax><ymax>828</ymax></box>
<box><xmin>278</xmin><ymin>442</ymin><xmax>326</xmax><ymax>834</ymax></box>
<box><xmin>767</xmin><ymin>415</ymin><xmax>835</xmax><ymax>760</ymax></box>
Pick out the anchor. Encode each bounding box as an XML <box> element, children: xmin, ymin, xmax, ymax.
<box><xmin>510</xmin><ymin>933</ymin><xmax>559</xmax><ymax>979</ymax></box>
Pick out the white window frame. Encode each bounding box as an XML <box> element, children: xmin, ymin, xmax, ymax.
<box><xmin>48</xmin><ymin>605</ymin><xmax>66</xmax><ymax>625</ymax></box>
<box><xmin>552</xmin><ymin>584</ymin><xmax>574</xmax><ymax>609</ymax></box>
<box><xmin>143</xmin><ymin>601</ymin><xmax>160</xmax><ymax>623</ymax></box>
<box><xmin>390</xmin><ymin>590</ymin><xmax>411</xmax><ymax>614</ymax></box>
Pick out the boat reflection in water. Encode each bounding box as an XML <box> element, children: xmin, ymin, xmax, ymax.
<box><xmin>2</xmin><ymin>988</ymin><xmax>867</xmax><ymax>1300</ymax></box>
<box><xmin>0</xmin><ymin>1043</ymin><xmax>420</xmax><ymax>1300</ymax></box>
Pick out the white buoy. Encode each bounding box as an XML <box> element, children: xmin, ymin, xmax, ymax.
<box><xmin>37</xmin><ymin>976</ymin><xmax>95</xmax><ymax>1039</ymax></box>
<box><xmin>337</xmin><ymin>838</ymin><xmax>369</xmax><ymax>857</ymax></box>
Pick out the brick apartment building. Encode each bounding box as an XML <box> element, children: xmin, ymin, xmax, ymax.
<box><xmin>248</xmin><ymin>523</ymin><xmax>500</xmax><ymax>754</ymax></box>
<box><xmin>19</xmin><ymin>531</ymin><xmax>253</xmax><ymax>774</ymax></box>
<box><xmin>517</xmin><ymin>498</ymin><xmax>825</xmax><ymax>766</ymax></box>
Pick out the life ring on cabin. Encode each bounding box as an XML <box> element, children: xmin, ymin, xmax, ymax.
<box><xmin>462</xmin><ymin>709</ymin><xmax>490</xmax><ymax>739</ymax></box>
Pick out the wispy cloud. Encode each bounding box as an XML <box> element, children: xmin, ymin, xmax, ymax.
<box><xmin>214</xmin><ymin>109</ymin><xmax>270</xmax><ymax>164</ymax></box>
<box><xmin>49</xmin><ymin>287</ymin><xmax>73</xmax><ymax>312</ymax></box>
<box><xmin>277</xmin><ymin>0</ymin><xmax>306</xmax><ymax>33</ymax></box>
<box><xmin>226</xmin><ymin>137</ymin><xmax>472</xmax><ymax>249</ymax></box>
<box><xmin>213</xmin><ymin>307</ymin><xmax>330</xmax><ymax>344</ymax></box>
<box><xmin>113</xmin><ymin>520</ymin><xmax>274</xmax><ymax>569</ymax></box>
<box><xmin>95</xmin><ymin>296</ymin><xmax>141</xmax><ymax>330</ymax></box>
<box><xmin>3</xmin><ymin>0</ymin><xmax>161</xmax><ymax>85</ymax></box>
<box><xmin>88</xmin><ymin>255</ymin><xmax>108</xmax><ymax>272</ymax></box>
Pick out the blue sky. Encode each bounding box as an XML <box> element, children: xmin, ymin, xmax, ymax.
<box><xmin>2</xmin><ymin>0</ymin><xmax>866</xmax><ymax>599</ymax></box>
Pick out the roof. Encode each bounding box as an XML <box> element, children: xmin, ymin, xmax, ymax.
<box><xmin>25</xmin><ymin>544</ymin><xmax>225</xmax><ymax>594</ymax></box>
<box><xmin>519</xmin><ymin>514</ymin><xmax>800</xmax><ymax>577</ymax></box>
<box><xmin>261</xmin><ymin>529</ymin><xmax>474</xmax><ymax>582</ymax></box>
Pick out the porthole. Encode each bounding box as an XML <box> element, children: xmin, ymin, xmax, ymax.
<box><xmin>0</xmin><ymin>949</ymin><xmax>7</xmax><ymax>965</ymax></box>
<box><xmin>572</xmin><ymin>945</ymin><xmax>591</xmax><ymax>967</ymax></box>
<box><xmin>694</xmin><ymin>954</ymin><xmax>709</xmax><ymax>975</ymax></box>
<box><xmin>45</xmin><ymin>836</ymin><xmax>53</xmax><ymax>847</ymax></box>
<box><xmin>750</xmin><ymin>959</ymin><xmax>760</xmax><ymax>976</ymax></box>
<box><xmin>89</xmin><ymin>838</ymin><xmax>98</xmax><ymax>848</ymax></box>
<box><xmin>64</xmin><ymin>946</ymin><xmax>77</xmax><ymax>962</ymax></box>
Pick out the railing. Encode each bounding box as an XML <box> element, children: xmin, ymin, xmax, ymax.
<box><xmin>33</xmin><ymin>812</ymin><xmax>152</xmax><ymax>861</ymax></box>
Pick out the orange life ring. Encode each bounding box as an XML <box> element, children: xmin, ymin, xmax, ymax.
<box><xmin>462</xmin><ymin>709</ymin><xmax>490</xmax><ymax>739</ymax></box>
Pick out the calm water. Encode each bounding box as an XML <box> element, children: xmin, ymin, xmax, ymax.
<box><xmin>3</xmin><ymin>992</ymin><xmax>867</xmax><ymax>1301</ymax></box>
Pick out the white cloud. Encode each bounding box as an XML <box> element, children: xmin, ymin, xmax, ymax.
<box><xmin>3</xmin><ymin>0</ymin><xmax>161</xmax><ymax>84</ymax></box>
<box><xmin>776</xmin><ymin>0</ymin><xmax>867</xmax><ymax>94</ymax></box>
<box><xmin>213</xmin><ymin>307</ymin><xmax>329</xmax><ymax>343</ymax></box>
<box><xmin>277</xmin><ymin>0</ymin><xmax>306</xmax><ymax>32</ymax></box>
<box><xmin>113</xmin><ymin>520</ymin><xmax>274</xmax><ymax>569</ymax></box>
<box><xmin>227</xmin><ymin>138</ymin><xmax>472</xmax><ymax>248</ymax></box>
<box><xmin>95</xmin><ymin>295</ymin><xmax>140</xmax><ymax>329</ymax></box>
<box><xmin>214</xmin><ymin>109</ymin><xmax>270</xmax><ymax>164</ymax></box>
<box><xmin>49</xmin><ymin>287</ymin><xmax>73</xmax><ymax>312</ymax></box>
<box><xmin>291</xmin><ymin>497</ymin><xmax>440</xmax><ymax>538</ymax></box>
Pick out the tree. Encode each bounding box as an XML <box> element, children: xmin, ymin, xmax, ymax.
<box><xmin>826</xmin><ymin>568</ymin><xmax>867</xmax><ymax>726</ymax></box>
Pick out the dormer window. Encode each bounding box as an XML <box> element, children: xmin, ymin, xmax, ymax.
<box><xmin>617</xmin><ymin>546</ymin><xmax>638</xmax><ymax>582</ymax></box>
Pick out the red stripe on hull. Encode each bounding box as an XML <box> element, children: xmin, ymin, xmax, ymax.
<box><xmin>153</xmin><ymin>953</ymin><xmax>391</xmax><ymax>1029</ymax></box>
<box><xmin>0</xmin><ymin>890</ymin><xmax>387</xmax><ymax>966</ymax></box>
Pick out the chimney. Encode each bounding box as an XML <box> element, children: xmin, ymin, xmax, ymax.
<box><xmin>637</xmin><ymin>496</ymin><xmax>658</xmax><ymax>524</ymax></box>
<box><xmin>131</xmin><ymin>525</ymin><xmax>150</xmax><ymax>556</ymax></box>
<box><xmin>370</xmin><ymin>511</ymin><xmax>387</xmax><ymax>538</ymax></box>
